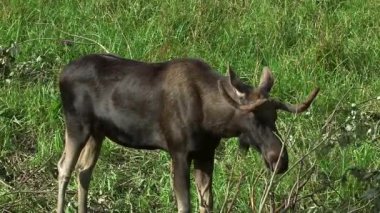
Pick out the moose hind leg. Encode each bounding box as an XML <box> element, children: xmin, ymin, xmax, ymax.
<box><xmin>57</xmin><ymin>126</ymin><xmax>89</xmax><ymax>213</ymax></box>
<box><xmin>76</xmin><ymin>134</ymin><xmax>104</xmax><ymax>213</ymax></box>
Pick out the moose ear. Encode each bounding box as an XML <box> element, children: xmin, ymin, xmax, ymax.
<box><xmin>227</xmin><ymin>66</ymin><xmax>245</xmax><ymax>97</ymax></box>
<box><xmin>227</xmin><ymin>65</ymin><xmax>237</xmax><ymax>83</ymax></box>
<box><xmin>218</xmin><ymin>66</ymin><xmax>246</xmax><ymax>108</ymax></box>
<box><xmin>258</xmin><ymin>67</ymin><xmax>274</xmax><ymax>95</ymax></box>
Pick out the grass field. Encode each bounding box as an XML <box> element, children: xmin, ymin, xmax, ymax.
<box><xmin>1</xmin><ymin>0</ymin><xmax>379</xmax><ymax>212</ymax></box>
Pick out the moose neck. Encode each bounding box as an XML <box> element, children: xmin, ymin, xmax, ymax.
<box><xmin>200</xmin><ymin>84</ymin><xmax>245</xmax><ymax>138</ymax></box>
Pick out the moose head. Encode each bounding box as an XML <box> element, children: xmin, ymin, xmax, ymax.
<box><xmin>218</xmin><ymin>67</ymin><xmax>319</xmax><ymax>174</ymax></box>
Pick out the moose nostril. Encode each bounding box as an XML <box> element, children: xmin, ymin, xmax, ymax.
<box><xmin>272</xmin><ymin>160</ymin><xmax>288</xmax><ymax>174</ymax></box>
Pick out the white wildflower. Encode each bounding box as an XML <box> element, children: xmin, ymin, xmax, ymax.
<box><xmin>36</xmin><ymin>55</ymin><xmax>42</xmax><ymax>62</ymax></box>
<box><xmin>98</xmin><ymin>197</ymin><xmax>106</xmax><ymax>204</ymax></box>
<box><xmin>367</xmin><ymin>128</ymin><xmax>372</xmax><ymax>135</ymax></box>
<box><xmin>289</xmin><ymin>135</ymin><xmax>295</xmax><ymax>142</ymax></box>
<box><xmin>345</xmin><ymin>116</ymin><xmax>351</xmax><ymax>122</ymax></box>
<box><xmin>345</xmin><ymin>124</ymin><xmax>353</xmax><ymax>132</ymax></box>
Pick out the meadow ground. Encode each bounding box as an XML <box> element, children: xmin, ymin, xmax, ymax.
<box><xmin>0</xmin><ymin>0</ymin><xmax>379</xmax><ymax>212</ymax></box>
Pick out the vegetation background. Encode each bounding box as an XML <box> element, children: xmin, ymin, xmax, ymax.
<box><xmin>0</xmin><ymin>0</ymin><xmax>379</xmax><ymax>212</ymax></box>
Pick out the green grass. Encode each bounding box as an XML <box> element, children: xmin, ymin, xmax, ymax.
<box><xmin>1</xmin><ymin>0</ymin><xmax>379</xmax><ymax>212</ymax></box>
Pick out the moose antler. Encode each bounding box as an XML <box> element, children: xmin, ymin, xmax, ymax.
<box><xmin>272</xmin><ymin>88</ymin><xmax>320</xmax><ymax>113</ymax></box>
<box><xmin>239</xmin><ymin>99</ymin><xmax>268</xmax><ymax>111</ymax></box>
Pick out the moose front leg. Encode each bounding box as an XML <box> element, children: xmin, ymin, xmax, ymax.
<box><xmin>194</xmin><ymin>155</ymin><xmax>214</xmax><ymax>213</ymax></box>
<box><xmin>172</xmin><ymin>153</ymin><xmax>191</xmax><ymax>213</ymax></box>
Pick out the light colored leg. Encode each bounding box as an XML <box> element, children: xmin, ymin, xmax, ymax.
<box><xmin>172</xmin><ymin>153</ymin><xmax>191</xmax><ymax>213</ymax></box>
<box><xmin>194</xmin><ymin>158</ymin><xmax>214</xmax><ymax>213</ymax></box>
<box><xmin>76</xmin><ymin>135</ymin><xmax>104</xmax><ymax>213</ymax></box>
<box><xmin>57</xmin><ymin>129</ymin><xmax>88</xmax><ymax>213</ymax></box>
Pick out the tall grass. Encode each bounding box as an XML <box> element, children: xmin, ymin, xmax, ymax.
<box><xmin>1</xmin><ymin>0</ymin><xmax>379</xmax><ymax>212</ymax></box>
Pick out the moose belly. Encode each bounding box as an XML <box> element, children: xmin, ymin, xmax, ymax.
<box><xmin>99</xmin><ymin>118</ymin><xmax>166</xmax><ymax>150</ymax></box>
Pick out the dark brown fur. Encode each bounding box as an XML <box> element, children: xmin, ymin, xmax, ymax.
<box><xmin>57</xmin><ymin>54</ymin><xmax>319</xmax><ymax>213</ymax></box>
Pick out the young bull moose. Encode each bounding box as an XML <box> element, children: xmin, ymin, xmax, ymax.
<box><xmin>57</xmin><ymin>54</ymin><xmax>319</xmax><ymax>213</ymax></box>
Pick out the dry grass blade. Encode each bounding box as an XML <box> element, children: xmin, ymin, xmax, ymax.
<box><xmin>226</xmin><ymin>172</ymin><xmax>244</xmax><ymax>213</ymax></box>
<box><xmin>55</xmin><ymin>27</ymin><xmax>110</xmax><ymax>53</ymax></box>
<box><xmin>0</xmin><ymin>178</ymin><xmax>14</xmax><ymax>190</ymax></box>
<box><xmin>249</xmin><ymin>168</ymin><xmax>265</xmax><ymax>213</ymax></box>
<box><xmin>258</xmin><ymin>139</ymin><xmax>286</xmax><ymax>213</ymax></box>
<box><xmin>220</xmin><ymin>153</ymin><xmax>241</xmax><ymax>213</ymax></box>
<box><xmin>276</xmin><ymin>166</ymin><xmax>315</xmax><ymax>212</ymax></box>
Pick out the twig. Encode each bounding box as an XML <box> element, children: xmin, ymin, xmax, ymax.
<box><xmin>285</xmin><ymin>160</ymin><xmax>303</xmax><ymax>209</ymax></box>
<box><xmin>288</xmin><ymin>163</ymin><xmax>315</xmax><ymax>208</ymax></box>
<box><xmin>226</xmin><ymin>172</ymin><xmax>245</xmax><ymax>213</ymax></box>
<box><xmin>276</xmin><ymin>171</ymin><xmax>314</xmax><ymax>212</ymax></box>
<box><xmin>269</xmin><ymin>192</ymin><xmax>275</xmax><ymax>213</ymax></box>
<box><xmin>258</xmin><ymin>113</ymin><xmax>299</xmax><ymax>213</ymax></box>
<box><xmin>1</xmin><ymin>189</ymin><xmax>53</xmax><ymax>195</ymax></box>
<box><xmin>347</xmin><ymin>195</ymin><xmax>379</xmax><ymax>213</ymax></box>
<box><xmin>278</xmin><ymin>111</ymin><xmax>348</xmax><ymax>181</ymax></box>
<box><xmin>17</xmin><ymin>37</ymin><xmax>57</xmax><ymax>44</ymax></box>
<box><xmin>276</xmin><ymin>194</ymin><xmax>315</xmax><ymax>212</ymax></box>
<box><xmin>310</xmin><ymin>194</ymin><xmax>322</xmax><ymax>207</ymax></box>
<box><xmin>0</xmin><ymin>198</ymin><xmax>22</xmax><ymax>209</ymax></box>
<box><xmin>354</xmin><ymin>96</ymin><xmax>380</xmax><ymax>107</ymax></box>
<box><xmin>250</xmin><ymin>193</ymin><xmax>256</xmax><ymax>213</ymax></box>
<box><xmin>258</xmin><ymin>138</ymin><xmax>286</xmax><ymax>212</ymax></box>
<box><xmin>273</xmin><ymin>160</ymin><xmax>315</xmax><ymax>212</ymax></box>
<box><xmin>277</xmin><ymin>87</ymin><xmax>372</xmax><ymax>182</ymax></box>
<box><xmin>0</xmin><ymin>178</ymin><xmax>14</xmax><ymax>190</ymax></box>
<box><xmin>18</xmin><ymin>154</ymin><xmax>54</xmax><ymax>187</ymax></box>
<box><xmin>55</xmin><ymin>28</ymin><xmax>110</xmax><ymax>53</ymax></box>
<box><xmin>249</xmin><ymin>168</ymin><xmax>265</xmax><ymax>213</ymax></box>
<box><xmin>220</xmin><ymin>154</ymin><xmax>239</xmax><ymax>213</ymax></box>
<box><xmin>327</xmin><ymin>182</ymin><xmax>343</xmax><ymax>201</ymax></box>
<box><xmin>18</xmin><ymin>37</ymin><xmax>90</xmax><ymax>46</ymax></box>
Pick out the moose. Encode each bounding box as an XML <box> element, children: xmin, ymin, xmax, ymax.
<box><xmin>57</xmin><ymin>54</ymin><xmax>319</xmax><ymax>213</ymax></box>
